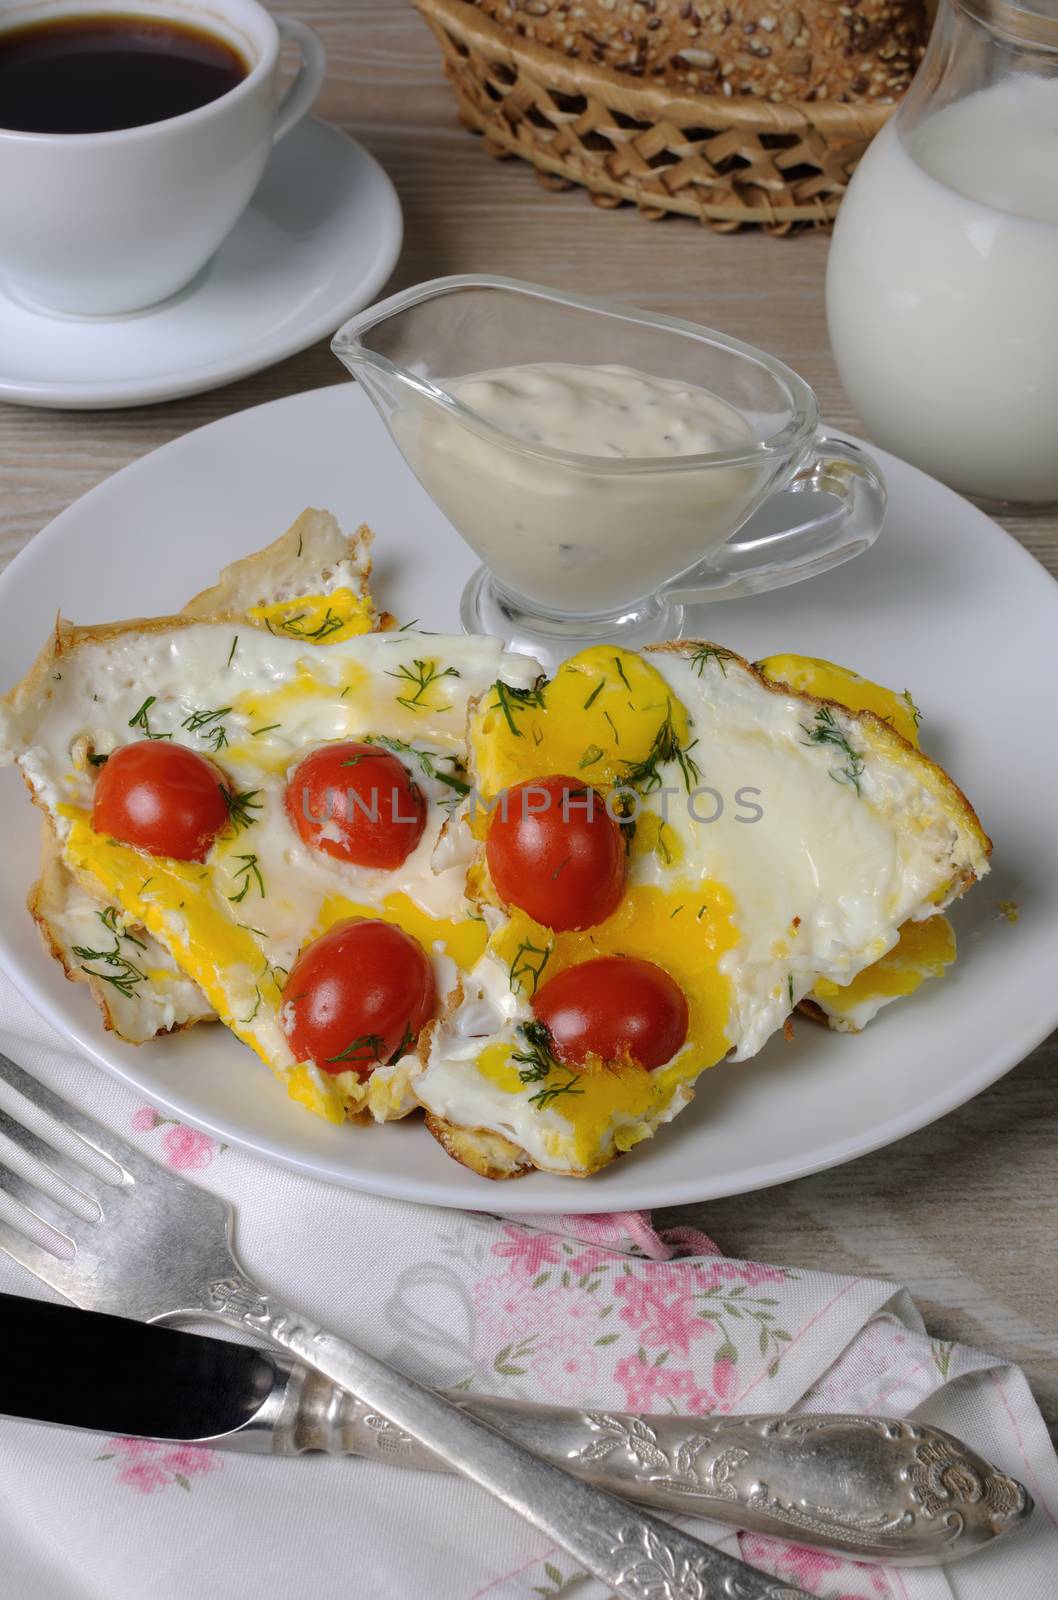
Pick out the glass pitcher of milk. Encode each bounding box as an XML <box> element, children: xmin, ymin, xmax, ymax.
<box><xmin>827</xmin><ymin>0</ymin><xmax>1058</xmax><ymax>506</ymax></box>
<box><xmin>333</xmin><ymin>276</ymin><xmax>886</xmax><ymax>653</ymax></box>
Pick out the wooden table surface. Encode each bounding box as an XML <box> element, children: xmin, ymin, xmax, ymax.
<box><xmin>1</xmin><ymin>1</ymin><xmax>1055</xmax><ymax>1430</ymax></box>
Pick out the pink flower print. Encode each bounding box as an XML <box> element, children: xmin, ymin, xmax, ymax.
<box><xmin>119</xmin><ymin>1462</ymin><xmax>170</xmax><ymax>1494</ymax></box>
<box><xmin>100</xmin><ymin>1437</ymin><xmax>220</xmax><ymax>1494</ymax></box>
<box><xmin>491</xmin><ymin>1225</ymin><xmax>564</xmax><ymax>1278</ymax></box>
<box><xmin>567</xmin><ymin>1243</ymin><xmax>625</xmax><ymax>1277</ymax></box>
<box><xmin>473</xmin><ymin>1273</ymin><xmax>541</xmax><ymax>1350</ymax></box>
<box><xmin>530</xmin><ymin>1336</ymin><xmax>599</xmax><ymax>1401</ymax></box>
<box><xmin>614</xmin><ymin>1353</ymin><xmax>717</xmax><ymax>1416</ymax></box>
<box><xmin>160</xmin><ymin>1123</ymin><xmax>217</xmax><ymax>1171</ymax></box>
<box><xmin>738</xmin><ymin>1535</ymin><xmax>885</xmax><ymax>1599</ymax></box>
<box><xmin>131</xmin><ymin>1106</ymin><xmax>161</xmax><ymax>1133</ymax></box>
<box><xmin>712</xmin><ymin>1355</ymin><xmax>735</xmax><ymax>1398</ymax></box>
<box><xmin>613</xmin><ymin>1269</ymin><xmax>710</xmax><ymax>1356</ymax></box>
<box><xmin>708</xmin><ymin>1259</ymin><xmax>786</xmax><ymax>1288</ymax></box>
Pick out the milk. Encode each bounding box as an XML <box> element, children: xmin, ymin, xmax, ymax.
<box><xmin>826</xmin><ymin>76</ymin><xmax>1058</xmax><ymax>503</ymax></box>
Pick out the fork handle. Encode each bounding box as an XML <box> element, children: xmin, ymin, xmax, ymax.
<box><xmin>201</xmin><ymin>1270</ymin><xmax>808</xmax><ymax>1600</ymax></box>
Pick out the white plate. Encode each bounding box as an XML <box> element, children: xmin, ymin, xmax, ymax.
<box><xmin>1</xmin><ymin>383</ymin><xmax>1056</xmax><ymax>1211</ymax></box>
<box><xmin>0</xmin><ymin>121</ymin><xmax>401</xmax><ymax>410</ymax></box>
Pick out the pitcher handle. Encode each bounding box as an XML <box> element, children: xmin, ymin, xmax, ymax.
<box><xmin>663</xmin><ymin>433</ymin><xmax>887</xmax><ymax>604</ymax></box>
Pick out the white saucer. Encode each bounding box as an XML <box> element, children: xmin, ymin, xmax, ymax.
<box><xmin>0</xmin><ymin>120</ymin><xmax>402</xmax><ymax>410</ymax></box>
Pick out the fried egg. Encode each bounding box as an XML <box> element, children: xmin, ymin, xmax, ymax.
<box><xmin>415</xmin><ymin>641</ymin><xmax>990</xmax><ymax>1178</ymax></box>
<box><xmin>25</xmin><ymin>509</ymin><xmax>387</xmax><ymax>1043</ymax></box>
<box><xmin>754</xmin><ymin>653</ymin><xmax>960</xmax><ymax>1032</ymax></box>
<box><xmin>0</xmin><ymin>616</ymin><xmax>541</xmax><ymax>1124</ymax></box>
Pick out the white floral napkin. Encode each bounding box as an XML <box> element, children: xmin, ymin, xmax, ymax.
<box><xmin>0</xmin><ymin>971</ymin><xmax>1055</xmax><ymax>1600</ymax></box>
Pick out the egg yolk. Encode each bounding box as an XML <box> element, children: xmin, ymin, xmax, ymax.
<box><xmin>470</xmin><ymin>645</ymin><xmax>692</xmax><ymax>805</ymax></box>
<box><xmin>756</xmin><ymin>654</ymin><xmax>921</xmax><ymax>747</ymax></box>
<box><xmin>477</xmin><ymin>881</ymin><xmax>739</xmax><ymax>1171</ymax></box>
<box><xmin>248</xmin><ymin>587</ymin><xmax>374</xmax><ymax>644</ymax></box>
<box><xmin>812</xmin><ymin>914</ymin><xmax>956</xmax><ymax>1019</ymax></box>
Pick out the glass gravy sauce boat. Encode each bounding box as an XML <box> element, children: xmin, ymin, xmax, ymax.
<box><xmin>332</xmin><ymin>276</ymin><xmax>886</xmax><ymax>652</ymax></box>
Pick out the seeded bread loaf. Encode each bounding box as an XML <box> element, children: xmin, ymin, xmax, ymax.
<box><xmin>471</xmin><ymin>0</ymin><xmax>929</xmax><ymax>103</ymax></box>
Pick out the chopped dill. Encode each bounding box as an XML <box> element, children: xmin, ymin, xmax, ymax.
<box><xmin>583</xmin><ymin>680</ymin><xmax>605</xmax><ymax>710</ymax></box>
<box><xmin>128</xmin><ymin>696</ymin><xmax>170</xmax><ymax>741</ymax></box>
<box><xmin>579</xmin><ymin>744</ymin><xmax>605</xmax><ymax>770</ymax></box>
<box><xmin>182</xmin><ymin>706</ymin><xmax>231</xmax><ymax>733</ymax></box>
<box><xmin>800</xmin><ymin>706</ymin><xmax>864</xmax><ymax>795</ymax></box>
<box><xmin>490</xmin><ymin>678</ymin><xmax>546</xmax><ymax>737</ymax></box>
<box><xmin>363</xmin><ymin>734</ymin><xmax>470</xmax><ymax>797</ymax></box>
<box><xmin>386</xmin><ymin>657</ymin><xmax>461</xmax><ymax>711</ymax></box>
<box><xmin>240</xmin><ymin>987</ymin><xmax>262</xmax><ymax>1025</ymax></box>
<box><xmin>251</xmin><ymin>723</ymin><xmax>282</xmax><ymax>737</ymax></box>
<box><xmin>71</xmin><ymin>930</ymin><xmax>145</xmax><ymax>998</ymax></box>
<box><xmin>98</xmin><ymin>905</ymin><xmax>146</xmax><ymax>950</ymax></box>
<box><xmin>901</xmin><ymin>688</ymin><xmax>922</xmax><ymax>730</ymax></box>
<box><xmin>386</xmin><ymin>1026</ymin><xmax>415</xmax><ymax>1066</ymax></box>
<box><xmin>511</xmin><ymin>1020</ymin><xmax>584</xmax><ymax>1109</ymax></box>
<box><xmin>509</xmin><ymin>938</ymin><xmax>552</xmax><ymax>1000</ymax></box>
<box><xmin>613</xmin><ymin>656</ymin><xmax>632</xmax><ymax>692</ymax></box>
<box><xmin>787</xmin><ymin>974</ymin><xmax>795</xmax><ymax>1008</ymax></box>
<box><xmin>621</xmin><ymin>700</ymin><xmax>700</xmax><ymax>793</ymax></box>
<box><xmin>690</xmin><ymin>645</ymin><xmax>729</xmax><ymax>677</ymax></box>
<box><xmin>222</xmin><ymin>786</ymin><xmax>263</xmax><ymax>833</ymax></box>
<box><xmin>227</xmin><ymin>853</ymin><xmax>265</xmax><ymax>904</ymax></box>
<box><xmin>603</xmin><ymin>709</ymin><xmax>620</xmax><ymax>745</ymax></box>
<box><xmin>670</xmin><ymin>904</ymin><xmax>683</xmax><ymax>918</ymax></box>
<box><xmin>280</xmin><ymin>608</ymin><xmax>344</xmax><ymax>642</ymax></box>
<box><xmin>227</xmin><ymin>636</ymin><xmax>239</xmax><ymax>667</ymax></box>
<box><xmin>326</xmin><ymin>1032</ymin><xmax>385</xmax><ymax>1067</ymax></box>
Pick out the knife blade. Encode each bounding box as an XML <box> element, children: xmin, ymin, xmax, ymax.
<box><xmin>0</xmin><ymin>1292</ymin><xmax>280</xmax><ymax>1443</ymax></box>
<box><xmin>0</xmin><ymin>1293</ymin><xmax>1030</xmax><ymax>1566</ymax></box>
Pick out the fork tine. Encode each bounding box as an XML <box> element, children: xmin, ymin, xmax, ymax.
<box><xmin>0</xmin><ymin>1158</ymin><xmax>83</xmax><ymax>1237</ymax></box>
<box><xmin>0</xmin><ymin>1217</ymin><xmax>85</xmax><ymax>1302</ymax></box>
<box><xmin>0</xmin><ymin>1050</ymin><xmax>157</xmax><ymax>1181</ymax></box>
<box><xmin>0</xmin><ymin>1106</ymin><xmax>110</xmax><ymax>1199</ymax></box>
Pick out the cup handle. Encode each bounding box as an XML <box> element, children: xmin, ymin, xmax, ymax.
<box><xmin>272</xmin><ymin>16</ymin><xmax>327</xmax><ymax>144</ymax></box>
<box><xmin>662</xmin><ymin>433</ymin><xmax>888</xmax><ymax>604</ymax></box>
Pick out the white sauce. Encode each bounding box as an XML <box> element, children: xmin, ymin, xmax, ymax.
<box><xmin>827</xmin><ymin>77</ymin><xmax>1058</xmax><ymax>502</ymax></box>
<box><xmin>396</xmin><ymin>363</ymin><xmax>765</xmax><ymax>617</ymax></box>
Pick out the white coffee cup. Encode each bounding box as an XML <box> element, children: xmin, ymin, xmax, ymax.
<box><xmin>0</xmin><ymin>0</ymin><xmax>326</xmax><ymax>315</ymax></box>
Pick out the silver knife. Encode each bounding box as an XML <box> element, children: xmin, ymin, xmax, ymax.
<box><xmin>0</xmin><ymin>1293</ymin><xmax>1030</xmax><ymax>1566</ymax></box>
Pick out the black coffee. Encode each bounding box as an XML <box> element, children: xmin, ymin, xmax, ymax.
<box><xmin>0</xmin><ymin>14</ymin><xmax>249</xmax><ymax>134</ymax></box>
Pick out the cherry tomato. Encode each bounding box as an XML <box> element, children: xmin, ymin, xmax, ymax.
<box><xmin>532</xmin><ymin>956</ymin><xmax>688</xmax><ymax>1071</ymax></box>
<box><xmin>92</xmin><ymin>740</ymin><xmax>230</xmax><ymax>862</ymax></box>
<box><xmin>485</xmin><ymin>775</ymin><xmax>625</xmax><ymax>932</ymax></box>
<box><xmin>285</xmin><ymin>742</ymin><xmax>426</xmax><ymax>870</ymax></box>
<box><xmin>280</xmin><ymin>918</ymin><xmax>437</xmax><ymax>1076</ymax></box>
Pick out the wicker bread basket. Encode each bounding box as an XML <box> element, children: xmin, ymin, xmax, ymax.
<box><xmin>414</xmin><ymin>0</ymin><xmax>899</xmax><ymax>233</ymax></box>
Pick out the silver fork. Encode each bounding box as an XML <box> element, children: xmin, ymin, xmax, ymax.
<box><xmin>0</xmin><ymin>1049</ymin><xmax>808</xmax><ymax>1600</ymax></box>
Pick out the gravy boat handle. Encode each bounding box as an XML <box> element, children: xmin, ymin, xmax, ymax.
<box><xmin>664</xmin><ymin>433</ymin><xmax>887</xmax><ymax>604</ymax></box>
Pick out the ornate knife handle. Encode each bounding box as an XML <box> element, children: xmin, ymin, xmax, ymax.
<box><xmin>267</xmin><ymin>1371</ymin><xmax>1031</xmax><ymax>1567</ymax></box>
<box><xmin>204</xmin><ymin>1272</ymin><xmax>809</xmax><ymax>1600</ymax></box>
